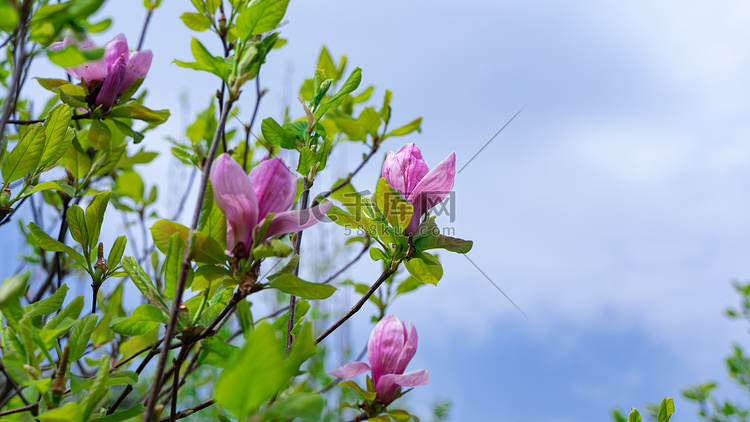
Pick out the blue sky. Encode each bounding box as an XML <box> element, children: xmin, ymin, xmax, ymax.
<box><xmin>4</xmin><ymin>0</ymin><xmax>750</xmax><ymax>420</ymax></box>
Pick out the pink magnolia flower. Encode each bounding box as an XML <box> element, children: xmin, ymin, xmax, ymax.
<box><xmin>328</xmin><ymin>314</ymin><xmax>429</xmax><ymax>405</ymax></box>
<box><xmin>50</xmin><ymin>34</ymin><xmax>152</xmax><ymax>109</ymax></box>
<box><xmin>381</xmin><ymin>143</ymin><xmax>455</xmax><ymax>235</ymax></box>
<box><xmin>210</xmin><ymin>153</ymin><xmax>331</xmax><ymax>258</ymax></box>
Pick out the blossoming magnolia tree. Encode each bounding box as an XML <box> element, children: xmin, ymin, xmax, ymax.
<box><xmin>0</xmin><ymin>0</ymin><xmax>478</xmax><ymax>421</ymax></box>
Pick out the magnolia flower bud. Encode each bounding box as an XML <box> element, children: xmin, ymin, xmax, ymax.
<box><xmin>382</xmin><ymin>143</ymin><xmax>455</xmax><ymax>235</ymax></box>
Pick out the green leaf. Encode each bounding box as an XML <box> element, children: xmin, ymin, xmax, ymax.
<box><xmin>657</xmin><ymin>398</ymin><xmax>675</xmax><ymax>422</ymax></box>
<box><xmin>62</xmin><ymin>137</ymin><xmax>92</xmax><ymax>180</ymax></box>
<box><xmin>70</xmin><ymin>371</ymin><xmax>138</xmax><ymax>394</ymax></box>
<box><xmin>36</xmin><ymin>78</ymin><xmax>72</xmax><ymax>92</ymax></box>
<box><xmin>37</xmin><ymin>402</ymin><xmax>84</xmax><ymax>422</ymax></box>
<box><xmin>628</xmin><ymin>408</ymin><xmax>641</xmax><ymax>422</ymax></box>
<box><xmin>68</xmin><ymin>314</ymin><xmax>98</xmax><ymax>362</ymax></box>
<box><xmin>109</xmin><ymin>304</ymin><xmax>167</xmax><ymax>336</ymax></box>
<box><xmin>198</xmin><ymin>336</ymin><xmax>239</xmax><ymax>368</ymax></box>
<box><xmin>109</xmin><ymin>104</ymin><xmax>170</xmax><ymax>124</ymax></box>
<box><xmin>387</xmin><ymin>409</ymin><xmax>412</xmax><ymax>422</ymax></box>
<box><xmin>47</xmin><ymin>45</ymin><xmax>104</xmax><ymax>68</ymax></box>
<box><xmin>107</xmin><ymin>236</ymin><xmax>127</xmax><ymax>269</ymax></box>
<box><xmin>173</xmin><ymin>38</ymin><xmax>231</xmax><ymax>81</ymax></box>
<box><xmin>339</xmin><ymin>380</ymin><xmax>376</xmax><ymax>401</ymax></box>
<box><xmin>269</xmin><ymin>274</ymin><xmax>337</xmax><ymax>300</ymax></box>
<box><xmin>67</xmin><ymin>205</ymin><xmax>89</xmax><ymax>250</ymax></box>
<box><xmin>0</xmin><ymin>272</ymin><xmax>28</xmax><ymax>308</ymax></box>
<box><xmin>121</xmin><ymin>257</ymin><xmax>170</xmax><ymax>313</ymax></box>
<box><xmin>180</xmin><ymin>12</ymin><xmax>212</xmax><ymax>31</ymax></box>
<box><xmin>88</xmin><ymin>119</ymin><xmax>111</xmax><ymax>150</ymax></box>
<box><xmin>236</xmin><ymin>0</ymin><xmax>290</xmax><ymax>41</ymax></box>
<box><xmin>164</xmin><ymin>233</ymin><xmax>191</xmax><ymax>299</ymax></box>
<box><xmin>404</xmin><ymin>251</ymin><xmax>443</xmax><ymax>285</ymax></box>
<box><xmin>387</xmin><ymin>117</ymin><xmax>422</xmax><ymax>138</ymax></box>
<box><xmin>316</xmin><ymin>46</ymin><xmax>337</xmax><ymax>80</ymax></box>
<box><xmin>44</xmin><ymin>296</ymin><xmax>84</xmax><ymax>330</ymax></box>
<box><xmin>261</xmin><ymin>117</ymin><xmax>297</xmax><ymax>149</ymax></box>
<box><xmin>0</xmin><ymin>1</ymin><xmax>18</xmax><ymax>32</ymax></box>
<box><xmin>261</xmin><ymin>393</ymin><xmax>327</xmax><ymax>421</ymax></box>
<box><xmin>414</xmin><ymin>221</ymin><xmax>473</xmax><ymax>254</ymax></box>
<box><xmin>114</xmin><ymin>169</ymin><xmax>144</xmax><ymax>200</ymax></box>
<box><xmin>85</xmin><ymin>191</ymin><xmax>111</xmax><ymax>251</ymax></box>
<box><xmin>315</xmin><ymin>67</ymin><xmax>362</xmax><ymax>120</ymax></box>
<box><xmin>27</xmin><ymin>222</ymin><xmax>88</xmax><ymax>269</ymax></box>
<box><xmin>2</xmin><ymin>124</ymin><xmax>46</xmax><ymax>183</ymax></box>
<box><xmin>26</xmin><ymin>284</ymin><xmax>68</xmax><ymax>317</ymax></box>
<box><xmin>253</xmin><ymin>239</ymin><xmax>293</xmax><ymax>259</ymax></box>
<box><xmin>22</xmin><ymin>180</ymin><xmax>75</xmax><ymax>198</ymax></box>
<box><xmin>216</xmin><ymin>322</ymin><xmax>303</xmax><ymax>418</ymax></box>
<box><xmin>40</xmin><ymin>104</ymin><xmax>72</xmax><ymax>168</ymax></box>
<box><xmin>81</xmin><ymin>356</ymin><xmax>110</xmax><ymax>419</ymax></box>
<box><xmin>198</xmin><ymin>183</ymin><xmax>226</xmax><ymax>250</ymax></box>
<box><xmin>151</xmin><ymin>219</ymin><xmax>226</xmax><ymax>264</ymax></box>
<box><xmin>90</xmin><ymin>404</ymin><xmax>144</xmax><ymax>422</ymax></box>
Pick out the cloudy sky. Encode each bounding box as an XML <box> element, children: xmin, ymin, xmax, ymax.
<box><xmin>5</xmin><ymin>0</ymin><xmax>750</xmax><ymax>420</ymax></box>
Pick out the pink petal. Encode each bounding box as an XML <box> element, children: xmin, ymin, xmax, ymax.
<box><xmin>367</xmin><ymin>314</ymin><xmax>406</xmax><ymax>384</ymax></box>
<box><xmin>248</xmin><ymin>158</ymin><xmax>296</xmax><ymax>221</ymax></box>
<box><xmin>95</xmin><ymin>55</ymin><xmax>126</xmax><ymax>109</ymax></box>
<box><xmin>381</xmin><ymin>143</ymin><xmax>429</xmax><ymax>198</ymax></box>
<box><xmin>327</xmin><ymin>361</ymin><xmax>371</xmax><ymax>379</ymax></box>
<box><xmin>103</xmin><ymin>33</ymin><xmax>129</xmax><ymax>70</ymax></box>
<box><xmin>407</xmin><ymin>152</ymin><xmax>455</xmax><ymax>234</ymax></box>
<box><xmin>410</xmin><ymin>152</ymin><xmax>455</xmax><ymax>209</ymax></box>
<box><xmin>262</xmin><ymin>202</ymin><xmax>332</xmax><ymax>240</ymax></box>
<box><xmin>121</xmin><ymin>50</ymin><xmax>152</xmax><ymax>90</ymax></box>
<box><xmin>210</xmin><ymin>154</ymin><xmax>258</xmax><ymax>256</ymax></box>
<box><xmin>393</xmin><ymin>320</ymin><xmax>418</xmax><ymax>374</ymax></box>
<box><xmin>376</xmin><ymin>370</ymin><xmax>429</xmax><ymax>404</ymax></box>
<box><xmin>53</xmin><ymin>36</ymin><xmax>107</xmax><ymax>82</ymax></box>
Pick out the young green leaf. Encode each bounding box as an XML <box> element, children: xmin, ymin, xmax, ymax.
<box><xmin>2</xmin><ymin>124</ymin><xmax>46</xmax><ymax>184</ymax></box>
<box><xmin>269</xmin><ymin>274</ymin><xmax>337</xmax><ymax>300</ymax></box>
<box><xmin>109</xmin><ymin>304</ymin><xmax>167</xmax><ymax>336</ymax></box>
<box><xmin>68</xmin><ymin>314</ymin><xmax>98</xmax><ymax>362</ymax></box>
<box><xmin>107</xmin><ymin>236</ymin><xmax>127</xmax><ymax>270</ymax></box>
<box><xmin>27</xmin><ymin>223</ymin><xmax>88</xmax><ymax>269</ymax></box>
<box><xmin>26</xmin><ymin>284</ymin><xmax>68</xmax><ymax>317</ymax></box>
<box><xmin>236</xmin><ymin>0</ymin><xmax>290</xmax><ymax>41</ymax></box>
<box><xmin>85</xmin><ymin>191</ymin><xmax>111</xmax><ymax>251</ymax></box>
<box><xmin>404</xmin><ymin>251</ymin><xmax>443</xmax><ymax>285</ymax></box>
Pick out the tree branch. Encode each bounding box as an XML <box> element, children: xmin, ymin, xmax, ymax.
<box><xmin>315</xmin><ymin>265</ymin><xmax>396</xmax><ymax>344</ymax></box>
<box><xmin>287</xmin><ymin>179</ymin><xmax>310</xmax><ymax>355</ymax></box>
<box><xmin>143</xmin><ymin>98</ymin><xmax>235</xmax><ymax>421</ymax></box>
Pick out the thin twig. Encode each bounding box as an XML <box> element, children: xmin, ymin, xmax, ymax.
<box><xmin>243</xmin><ymin>73</ymin><xmax>263</xmax><ymax>169</ymax></box>
<box><xmin>157</xmin><ymin>398</ymin><xmax>215</xmax><ymax>422</ymax></box>
<box><xmin>322</xmin><ymin>241</ymin><xmax>369</xmax><ymax>285</ymax></box>
<box><xmin>0</xmin><ymin>402</ymin><xmax>37</xmax><ymax>417</ymax></box>
<box><xmin>137</xmin><ymin>7</ymin><xmax>154</xmax><ymax>51</ymax></box>
<box><xmin>287</xmin><ymin>179</ymin><xmax>310</xmax><ymax>355</ymax></box>
<box><xmin>143</xmin><ymin>98</ymin><xmax>235</xmax><ymax>421</ymax></box>
<box><xmin>317</xmin><ymin>141</ymin><xmax>380</xmax><ymax>205</ymax></box>
<box><xmin>5</xmin><ymin>113</ymin><xmax>91</xmax><ymax>126</ymax></box>
<box><xmin>315</xmin><ymin>266</ymin><xmax>396</xmax><ymax>344</ymax></box>
<box><xmin>0</xmin><ymin>11</ymin><xmax>29</xmax><ymax>139</ymax></box>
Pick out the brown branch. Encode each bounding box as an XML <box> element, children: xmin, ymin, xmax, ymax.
<box><xmin>0</xmin><ymin>8</ymin><xmax>29</xmax><ymax>139</ymax></box>
<box><xmin>6</xmin><ymin>113</ymin><xmax>91</xmax><ymax>126</ymax></box>
<box><xmin>243</xmin><ymin>73</ymin><xmax>263</xmax><ymax>169</ymax></box>
<box><xmin>287</xmin><ymin>179</ymin><xmax>310</xmax><ymax>355</ymax></box>
<box><xmin>0</xmin><ymin>402</ymin><xmax>37</xmax><ymax>417</ymax></box>
<box><xmin>137</xmin><ymin>7</ymin><xmax>154</xmax><ymax>51</ymax></box>
<box><xmin>157</xmin><ymin>398</ymin><xmax>215</xmax><ymax>422</ymax></box>
<box><xmin>143</xmin><ymin>98</ymin><xmax>235</xmax><ymax>421</ymax></box>
<box><xmin>315</xmin><ymin>265</ymin><xmax>397</xmax><ymax>344</ymax></box>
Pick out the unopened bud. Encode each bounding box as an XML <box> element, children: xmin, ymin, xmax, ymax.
<box><xmin>93</xmin><ymin>242</ymin><xmax>107</xmax><ymax>284</ymax></box>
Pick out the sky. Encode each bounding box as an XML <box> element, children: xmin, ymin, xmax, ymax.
<box><xmin>4</xmin><ymin>0</ymin><xmax>750</xmax><ymax>421</ymax></box>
